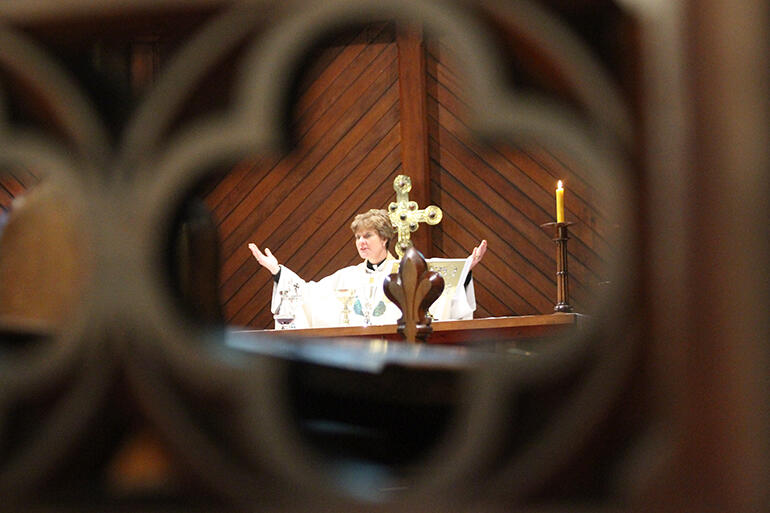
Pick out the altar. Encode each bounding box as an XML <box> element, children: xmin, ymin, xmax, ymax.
<box><xmin>225</xmin><ymin>312</ymin><xmax>586</xmax><ymax>472</ymax></box>
<box><xmin>233</xmin><ymin>312</ymin><xmax>583</xmax><ymax>346</ymax></box>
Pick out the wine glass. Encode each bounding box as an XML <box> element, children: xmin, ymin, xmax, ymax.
<box><xmin>273</xmin><ymin>312</ymin><xmax>295</xmax><ymax>330</ymax></box>
<box><xmin>335</xmin><ymin>288</ymin><xmax>352</xmax><ymax>325</ymax></box>
<box><xmin>274</xmin><ymin>290</ymin><xmax>295</xmax><ymax>329</ymax></box>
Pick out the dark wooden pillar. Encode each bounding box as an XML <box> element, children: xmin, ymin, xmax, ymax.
<box><xmin>396</xmin><ymin>24</ymin><xmax>432</xmax><ymax>256</ymax></box>
<box><xmin>679</xmin><ymin>0</ymin><xmax>769</xmax><ymax>511</ymax></box>
<box><xmin>644</xmin><ymin>1</ymin><xmax>770</xmax><ymax>512</ymax></box>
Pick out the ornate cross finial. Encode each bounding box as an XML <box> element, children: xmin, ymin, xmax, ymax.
<box><xmin>388</xmin><ymin>175</ymin><xmax>442</xmax><ymax>257</ymax></box>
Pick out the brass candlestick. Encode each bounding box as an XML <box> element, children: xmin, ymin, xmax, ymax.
<box><xmin>541</xmin><ymin>221</ymin><xmax>574</xmax><ymax>313</ymax></box>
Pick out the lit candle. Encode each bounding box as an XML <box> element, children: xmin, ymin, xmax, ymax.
<box><xmin>556</xmin><ymin>180</ymin><xmax>565</xmax><ymax>223</ymax></box>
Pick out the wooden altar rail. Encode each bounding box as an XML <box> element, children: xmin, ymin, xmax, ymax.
<box><xmin>236</xmin><ymin>313</ymin><xmax>584</xmax><ymax>345</ymax></box>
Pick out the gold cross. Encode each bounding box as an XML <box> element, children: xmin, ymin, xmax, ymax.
<box><xmin>388</xmin><ymin>175</ymin><xmax>442</xmax><ymax>258</ymax></box>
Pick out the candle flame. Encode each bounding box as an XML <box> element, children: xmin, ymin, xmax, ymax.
<box><xmin>557</xmin><ymin>180</ymin><xmax>563</xmax><ymax>189</ymax></box>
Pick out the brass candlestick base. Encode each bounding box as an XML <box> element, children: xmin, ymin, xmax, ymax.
<box><xmin>541</xmin><ymin>221</ymin><xmax>574</xmax><ymax>313</ymax></box>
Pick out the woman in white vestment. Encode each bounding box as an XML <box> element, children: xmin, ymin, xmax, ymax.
<box><xmin>248</xmin><ymin>209</ymin><xmax>487</xmax><ymax>329</ymax></box>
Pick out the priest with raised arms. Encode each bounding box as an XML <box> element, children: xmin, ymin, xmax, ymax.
<box><xmin>249</xmin><ymin>209</ymin><xmax>487</xmax><ymax>329</ymax></box>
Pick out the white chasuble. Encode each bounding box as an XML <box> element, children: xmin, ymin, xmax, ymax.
<box><xmin>270</xmin><ymin>255</ymin><xmax>476</xmax><ymax>329</ymax></box>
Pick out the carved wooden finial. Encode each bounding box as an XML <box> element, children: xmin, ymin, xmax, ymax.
<box><xmin>383</xmin><ymin>246</ymin><xmax>444</xmax><ymax>343</ymax></box>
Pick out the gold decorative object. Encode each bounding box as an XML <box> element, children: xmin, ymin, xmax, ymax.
<box><xmin>383</xmin><ymin>246</ymin><xmax>444</xmax><ymax>343</ymax></box>
<box><xmin>335</xmin><ymin>288</ymin><xmax>355</xmax><ymax>325</ymax></box>
<box><xmin>388</xmin><ymin>175</ymin><xmax>442</xmax><ymax>257</ymax></box>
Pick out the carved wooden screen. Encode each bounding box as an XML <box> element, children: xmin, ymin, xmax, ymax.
<box><xmin>0</xmin><ymin>1</ymin><xmax>767</xmax><ymax>512</ymax></box>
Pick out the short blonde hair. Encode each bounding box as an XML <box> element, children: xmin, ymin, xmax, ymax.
<box><xmin>350</xmin><ymin>209</ymin><xmax>395</xmax><ymax>242</ymax></box>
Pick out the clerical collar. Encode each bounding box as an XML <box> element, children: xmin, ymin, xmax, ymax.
<box><xmin>366</xmin><ymin>255</ymin><xmax>391</xmax><ymax>271</ymax></box>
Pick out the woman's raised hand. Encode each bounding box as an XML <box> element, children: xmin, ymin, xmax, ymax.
<box><xmin>469</xmin><ymin>239</ymin><xmax>487</xmax><ymax>270</ymax></box>
<box><xmin>248</xmin><ymin>243</ymin><xmax>280</xmax><ymax>275</ymax></box>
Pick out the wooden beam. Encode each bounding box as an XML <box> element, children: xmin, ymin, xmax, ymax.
<box><xmin>397</xmin><ymin>24</ymin><xmax>432</xmax><ymax>256</ymax></box>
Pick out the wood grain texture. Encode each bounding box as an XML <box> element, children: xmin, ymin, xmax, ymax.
<box><xmin>205</xmin><ymin>25</ymin><xmax>614</xmax><ymax>328</ymax></box>
<box><xmin>396</xmin><ymin>25</ymin><xmax>432</xmax><ymax>254</ymax></box>
<box><xmin>204</xmin><ymin>24</ymin><xmax>403</xmax><ymax>328</ymax></box>
<box><xmin>0</xmin><ymin>168</ymin><xmax>41</xmax><ymax>213</ymax></box>
<box><xmin>425</xmin><ymin>39</ymin><xmax>613</xmax><ymax>315</ymax></box>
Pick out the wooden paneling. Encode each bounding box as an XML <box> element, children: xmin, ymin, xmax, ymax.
<box><xmin>205</xmin><ymin>24</ymin><xmax>614</xmax><ymax>328</ymax></box>
<box><xmin>0</xmin><ymin>168</ymin><xmax>41</xmax><ymax>213</ymax></box>
<box><xmin>204</xmin><ymin>23</ymin><xmax>402</xmax><ymax>329</ymax></box>
<box><xmin>425</xmin><ymin>40</ymin><xmax>613</xmax><ymax>316</ymax></box>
